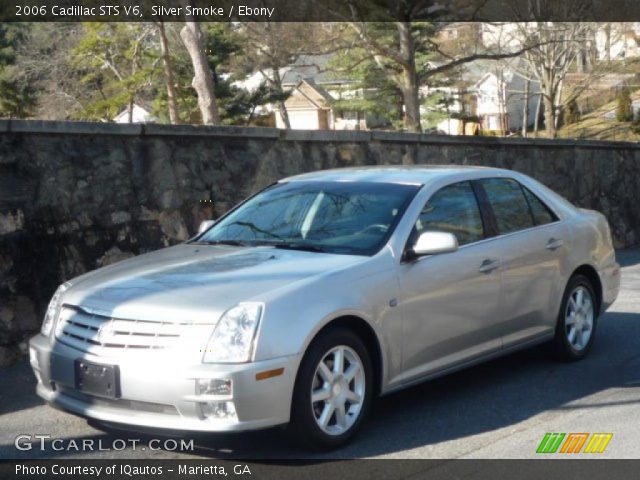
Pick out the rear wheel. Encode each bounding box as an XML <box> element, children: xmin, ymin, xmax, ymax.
<box><xmin>553</xmin><ymin>275</ymin><xmax>598</xmax><ymax>361</ymax></box>
<box><xmin>289</xmin><ymin>327</ymin><xmax>373</xmax><ymax>450</ymax></box>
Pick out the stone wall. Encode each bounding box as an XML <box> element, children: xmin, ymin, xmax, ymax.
<box><xmin>1</xmin><ymin>120</ymin><xmax>639</xmax><ymax>365</ymax></box>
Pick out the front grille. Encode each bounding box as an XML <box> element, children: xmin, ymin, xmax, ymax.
<box><xmin>55</xmin><ymin>305</ymin><xmax>187</xmax><ymax>352</ymax></box>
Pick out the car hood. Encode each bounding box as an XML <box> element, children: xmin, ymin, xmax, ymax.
<box><xmin>62</xmin><ymin>244</ymin><xmax>365</xmax><ymax>324</ymax></box>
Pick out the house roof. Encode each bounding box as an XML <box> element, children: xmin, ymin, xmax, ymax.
<box><xmin>284</xmin><ymin>79</ymin><xmax>333</xmax><ymax>110</ymax></box>
<box><xmin>281</xmin><ymin>54</ymin><xmax>354</xmax><ymax>86</ymax></box>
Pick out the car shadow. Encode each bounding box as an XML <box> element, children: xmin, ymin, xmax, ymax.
<box><xmin>84</xmin><ymin>310</ymin><xmax>640</xmax><ymax>459</ymax></box>
<box><xmin>0</xmin><ymin>361</ymin><xmax>45</xmax><ymax>416</ymax></box>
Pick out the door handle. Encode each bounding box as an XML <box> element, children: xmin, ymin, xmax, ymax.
<box><xmin>479</xmin><ymin>258</ymin><xmax>500</xmax><ymax>274</ymax></box>
<box><xmin>546</xmin><ymin>238</ymin><xmax>564</xmax><ymax>251</ymax></box>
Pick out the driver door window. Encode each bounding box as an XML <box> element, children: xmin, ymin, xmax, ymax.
<box><xmin>412</xmin><ymin>181</ymin><xmax>485</xmax><ymax>247</ymax></box>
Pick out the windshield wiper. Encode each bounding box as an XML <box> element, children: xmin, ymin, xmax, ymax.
<box><xmin>194</xmin><ymin>239</ymin><xmax>329</xmax><ymax>253</ymax></box>
<box><xmin>191</xmin><ymin>240</ymin><xmax>248</xmax><ymax>247</ymax></box>
<box><xmin>262</xmin><ymin>242</ymin><xmax>328</xmax><ymax>253</ymax></box>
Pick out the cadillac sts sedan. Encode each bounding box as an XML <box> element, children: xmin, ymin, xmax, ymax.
<box><xmin>29</xmin><ymin>166</ymin><xmax>620</xmax><ymax>449</ymax></box>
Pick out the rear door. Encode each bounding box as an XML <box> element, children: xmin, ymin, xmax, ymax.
<box><xmin>477</xmin><ymin>177</ymin><xmax>568</xmax><ymax>347</ymax></box>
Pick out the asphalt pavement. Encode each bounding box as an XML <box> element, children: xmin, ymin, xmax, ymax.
<box><xmin>1</xmin><ymin>249</ymin><xmax>639</xmax><ymax>460</ymax></box>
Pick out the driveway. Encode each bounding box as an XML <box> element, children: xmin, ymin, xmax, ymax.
<box><xmin>1</xmin><ymin>249</ymin><xmax>639</xmax><ymax>459</ymax></box>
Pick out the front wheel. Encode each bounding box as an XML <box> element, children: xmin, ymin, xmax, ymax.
<box><xmin>289</xmin><ymin>328</ymin><xmax>373</xmax><ymax>450</ymax></box>
<box><xmin>552</xmin><ymin>275</ymin><xmax>598</xmax><ymax>361</ymax></box>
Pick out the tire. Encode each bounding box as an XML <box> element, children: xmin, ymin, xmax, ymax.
<box><xmin>552</xmin><ymin>274</ymin><xmax>598</xmax><ymax>361</ymax></box>
<box><xmin>289</xmin><ymin>327</ymin><xmax>373</xmax><ymax>450</ymax></box>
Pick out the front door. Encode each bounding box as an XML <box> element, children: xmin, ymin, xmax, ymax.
<box><xmin>397</xmin><ymin>181</ymin><xmax>502</xmax><ymax>383</ymax></box>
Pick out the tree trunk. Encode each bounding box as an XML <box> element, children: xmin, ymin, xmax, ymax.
<box><xmin>522</xmin><ymin>79</ymin><xmax>530</xmax><ymax>137</ymax></box>
<box><xmin>605</xmin><ymin>23</ymin><xmax>611</xmax><ymax>62</ymax></box>
<box><xmin>397</xmin><ymin>22</ymin><xmax>421</xmax><ymax>133</ymax></box>
<box><xmin>180</xmin><ymin>20</ymin><xmax>220</xmax><ymax>125</ymax></box>
<box><xmin>497</xmin><ymin>70</ymin><xmax>507</xmax><ymax>134</ymax></box>
<box><xmin>543</xmin><ymin>95</ymin><xmax>557</xmax><ymax>138</ymax></box>
<box><xmin>402</xmin><ymin>79</ymin><xmax>421</xmax><ymax>133</ymax></box>
<box><xmin>577</xmin><ymin>50</ymin><xmax>585</xmax><ymax>73</ymax></box>
<box><xmin>555</xmin><ymin>80</ymin><xmax>565</xmax><ymax>131</ymax></box>
<box><xmin>157</xmin><ymin>22</ymin><xmax>179</xmax><ymax>125</ymax></box>
<box><xmin>271</xmin><ymin>66</ymin><xmax>290</xmax><ymax>129</ymax></box>
<box><xmin>533</xmin><ymin>94</ymin><xmax>542</xmax><ymax>136</ymax></box>
<box><xmin>128</xmin><ymin>99</ymin><xmax>134</xmax><ymax>123</ymax></box>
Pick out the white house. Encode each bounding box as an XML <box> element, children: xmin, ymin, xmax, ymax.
<box><xmin>235</xmin><ymin>55</ymin><xmax>375</xmax><ymax>130</ymax></box>
<box><xmin>474</xmin><ymin>67</ymin><xmax>540</xmax><ymax>133</ymax></box>
<box><xmin>595</xmin><ymin>23</ymin><xmax>640</xmax><ymax>61</ymax></box>
<box><xmin>420</xmin><ymin>58</ymin><xmax>539</xmax><ymax>135</ymax></box>
<box><xmin>113</xmin><ymin>104</ymin><xmax>157</xmax><ymax>124</ymax></box>
<box><xmin>277</xmin><ymin>79</ymin><xmax>333</xmax><ymax>130</ymax></box>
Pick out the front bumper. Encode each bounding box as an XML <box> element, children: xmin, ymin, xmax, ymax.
<box><xmin>29</xmin><ymin>333</ymin><xmax>301</xmax><ymax>432</ymax></box>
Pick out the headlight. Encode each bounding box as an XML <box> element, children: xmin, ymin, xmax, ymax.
<box><xmin>203</xmin><ymin>303</ymin><xmax>263</xmax><ymax>363</ymax></box>
<box><xmin>41</xmin><ymin>283</ymin><xmax>68</xmax><ymax>336</ymax></box>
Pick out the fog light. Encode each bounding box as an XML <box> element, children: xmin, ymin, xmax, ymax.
<box><xmin>200</xmin><ymin>401</ymin><xmax>237</xmax><ymax>420</ymax></box>
<box><xmin>196</xmin><ymin>378</ymin><xmax>232</xmax><ymax>396</ymax></box>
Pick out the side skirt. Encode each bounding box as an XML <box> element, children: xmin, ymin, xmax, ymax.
<box><xmin>380</xmin><ymin>331</ymin><xmax>554</xmax><ymax>397</ymax></box>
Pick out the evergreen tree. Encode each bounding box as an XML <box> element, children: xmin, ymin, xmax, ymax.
<box><xmin>71</xmin><ymin>23</ymin><xmax>158</xmax><ymax>121</ymax></box>
<box><xmin>0</xmin><ymin>23</ymin><xmax>35</xmax><ymax>118</ymax></box>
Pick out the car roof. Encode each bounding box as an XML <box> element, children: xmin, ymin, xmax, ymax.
<box><xmin>280</xmin><ymin>165</ymin><xmax>509</xmax><ymax>186</ymax></box>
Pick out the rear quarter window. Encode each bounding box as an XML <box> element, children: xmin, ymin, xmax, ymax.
<box><xmin>522</xmin><ymin>187</ymin><xmax>558</xmax><ymax>226</ymax></box>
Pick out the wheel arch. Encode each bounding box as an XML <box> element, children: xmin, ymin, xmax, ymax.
<box><xmin>570</xmin><ymin>264</ymin><xmax>603</xmax><ymax>314</ymax></box>
<box><xmin>298</xmin><ymin>315</ymin><xmax>384</xmax><ymax>397</ymax></box>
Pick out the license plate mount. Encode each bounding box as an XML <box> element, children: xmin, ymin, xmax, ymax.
<box><xmin>74</xmin><ymin>360</ymin><xmax>120</xmax><ymax>399</ymax></box>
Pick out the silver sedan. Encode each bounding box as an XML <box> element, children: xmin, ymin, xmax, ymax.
<box><xmin>29</xmin><ymin>166</ymin><xmax>620</xmax><ymax>449</ymax></box>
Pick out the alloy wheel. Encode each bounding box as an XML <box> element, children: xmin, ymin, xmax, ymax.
<box><xmin>565</xmin><ymin>285</ymin><xmax>595</xmax><ymax>351</ymax></box>
<box><xmin>310</xmin><ymin>345</ymin><xmax>366</xmax><ymax>436</ymax></box>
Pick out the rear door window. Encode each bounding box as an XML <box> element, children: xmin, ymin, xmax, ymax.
<box><xmin>479</xmin><ymin>178</ymin><xmax>535</xmax><ymax>235</ymax></box>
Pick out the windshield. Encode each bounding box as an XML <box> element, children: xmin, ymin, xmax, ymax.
<box><xmin>196</xmin><ymin>181</ymin><xmax>420</xmax><ymax>256</ymax></box>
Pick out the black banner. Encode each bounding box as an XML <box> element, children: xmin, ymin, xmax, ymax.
<box><xmin>2</xmin><ymin>460</ymin><xmax>640</xmax><ymax>480</ymax></box>
<box><xmin>3</xmin><ymin>0</ymin><xmax>640</xmax><ymax>22</ymax></box>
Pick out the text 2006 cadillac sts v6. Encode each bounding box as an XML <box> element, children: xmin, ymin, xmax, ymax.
<box><xmin>30</xmin><ymin>166</ymin><xmax>620</xmax><ymax>449</ymax></box>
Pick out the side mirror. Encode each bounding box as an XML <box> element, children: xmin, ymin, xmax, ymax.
<box><xmin>407</xmin><ymin>231</ymin><xmax>458</xmax><ymax>260</ymax></box>
<box><xmin>198</xmin><ymin>220</ymin><xmax>216</xmax><ymax>235</ymax></box>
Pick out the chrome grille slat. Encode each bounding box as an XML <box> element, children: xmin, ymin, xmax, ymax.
<box><xmin>66</xmin><ymin>313</ymin><xmax>103</xmax><ymax>329</ymax></box>
<box><xmin>55</xmin><ymin>306</ymin><xmax>185</xmax><ymax>352</ymax></box>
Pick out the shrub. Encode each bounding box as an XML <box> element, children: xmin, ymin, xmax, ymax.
<box><xmin>564</xmin><ymin>99</ymin><xmax>580</xmax><ymax>125</ymax></box>
<box><xmin>616</xmin><ymin>88</ymin><xmax>633</xmax><ymax>122</ymax></box>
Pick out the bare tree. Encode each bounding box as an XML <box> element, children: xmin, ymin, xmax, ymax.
<box><xmin>12</xmin><ymin>23</ymin><xmax>86</xmax><ymax>120</ymax></box>
<box><xmin>493</xmin><ymin>1</ymin><xmax>615</xmax><ymax>137</ymax></box>
<box><xmin>500</xmin><ymin>19</ymin><xmax>612</xmax><ymax>138</ymax></box>
<box><xmin>520</xmin><ymin>23</ymin><xmax>595</xmax><ymax>137</ymax></box>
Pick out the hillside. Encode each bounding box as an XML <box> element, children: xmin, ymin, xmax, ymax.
<box><xmin>557</xmin><ymin>90</ymin><xmax>640</xmax><ymax>142</ymax></box>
